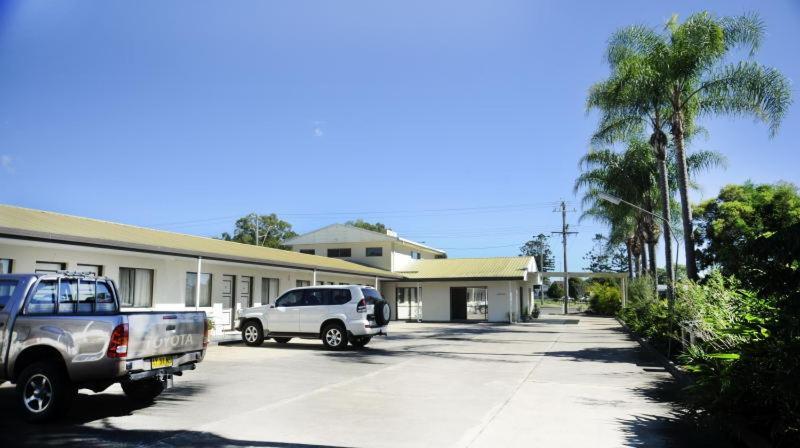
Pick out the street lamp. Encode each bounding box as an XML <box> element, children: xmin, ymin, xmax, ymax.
<box><xmin>597</xmin><ymin>192</ymin><xmax>679</xmax><ymax>357</ymax></box>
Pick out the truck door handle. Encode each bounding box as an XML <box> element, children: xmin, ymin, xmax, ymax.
<box><xmin>166</xmin><ymin>325</ymin><xmax>176</xmax><ymax>331</ymax></box>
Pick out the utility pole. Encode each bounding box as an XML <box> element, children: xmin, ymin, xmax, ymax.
<box><xmin>536</xmin><ymin>234</ymin><xmax>547</xmax><ymax>305</ymax></box>
<box><xmin>552</xmin><ymin>201</ymin><xmax>577</xmax><ymax>315</ymax></box>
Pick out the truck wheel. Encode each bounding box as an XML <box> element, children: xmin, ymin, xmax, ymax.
<box><xmin>242</xmin><ymin>321</ymin><xmax>264</xmax><ymax>346</ymax></box>
<box><xmin>17</xmin><ymin>361</ymin><xmax>76</xmax><ymax>423</ymax></box>
<box><xmin>322</xmin><ymin>323</ymin><xmax>348</xmax><ymax>350</ymax></box>
<box><xmin>350</xmin><ymin>336</ymin><xmax>372</xmax><ymax>349</ymax></box>
<box><xmin>273</xmin><ymin>337</ymin><xmax>292</xmax><ymax>344</ymax></box>
<box><xmin>122</xmin><ymin>378</ymin><xmax>165</xmax><ymax>403</ymax></box>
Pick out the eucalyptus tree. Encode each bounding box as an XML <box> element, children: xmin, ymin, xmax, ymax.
<box><xmin>593</xmin><ymin>12</ymin><xmax>792</xmax><ymax>280</ymax></box>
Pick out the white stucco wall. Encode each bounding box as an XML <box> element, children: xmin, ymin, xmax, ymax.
<box><xmin>381</xmin><ymin>280</ymin><xmax>533</xmax><ymax>322</ymax></box>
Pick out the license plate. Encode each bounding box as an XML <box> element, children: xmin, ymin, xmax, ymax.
<box><xmin>150</xmin><ymin>356</ymin><xmax>173</xmax><ymax>369</ymax></box>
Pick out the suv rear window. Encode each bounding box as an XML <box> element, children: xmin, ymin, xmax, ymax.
<box><xmin>0</xmin><ymin>279</ymin><xmax>17</xmax><ymax>310</ymax></box>
<box><xmin>360</xmin><ymin>288</ymin><xmax>384</xmax><ymax>304</ymax></box>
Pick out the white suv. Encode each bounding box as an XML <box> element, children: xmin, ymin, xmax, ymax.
<box><xmin>236</xmin><ymin>285</ymin><xmax>391</xmax><ymax>350</ymax></box>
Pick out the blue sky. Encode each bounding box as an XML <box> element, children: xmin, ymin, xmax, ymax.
<box><xmin>0</xmin><ymin>0</ymin><xmax>798</xmax><ymax>270</ymax></box>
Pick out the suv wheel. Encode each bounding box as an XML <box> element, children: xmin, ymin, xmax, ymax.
<box><xmin>350</xmin><ymin>336</ymin><xmax>372</xmax><ymax>349</ymax></box>
<box><xmin>322</xmin><ymin>323</ymin><xmax>348</xmax><ymax>350</ymax></box>
<box><xmin>242</xmin><ymin>321</ymin><xmax>264</xmax><ymax>346</ymax></box>
<box><xmin>374</xmin><ymin>300</ymin><xmax>391</xmax><ymax>326</ymax></box>
<box><xmin>17</xmin><ymin>361</ymin><xmax>76</xmax><ymax>422</ymax></box>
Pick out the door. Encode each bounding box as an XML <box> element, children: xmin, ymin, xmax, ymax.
<box><xmin>299</xmin><ymin>288</ymin><xmax>327</xmax><ymax>333</ymax></box>
<box><xmin>268</xmin><ymin>290</ymin><xmax>301</xmax><ymax>332</ymax></box>
<box><xmin>450</xmin><ymin>287</ymin><xmax>467</xmax><ymax>320</ymax></box>
<box><xmin>520</xmin><ymin>287</ymin><xmax>525</xmax><ymax>317</ymax></box>
<box><xmin>238</xmin><ymin>276</ymin><xmax>253</xmax><ymax>314</ymax></box>
<box><xmin>218</xmin><ymin>275</ymin><xmax>235</xmax><ymax>330</ymax></box>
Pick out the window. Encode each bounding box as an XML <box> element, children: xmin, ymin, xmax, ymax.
<box><xmin>329</xmin><ymin>289</ymin><xmax>352</xmax><ymax>305</ymax></box>
<box><xmin>35</xmin><ymin>261</ymin><xmax>65</xmax><ymax>274</ymax></box>
<box><xmin>411</xmin><ymin>251</ymin><xmax>421</xmax><ymax>260</ymax></box>
<box><xmin>185</xmin><ymin>272</ymin><xmax>212</xmax><ymax>307</ymax></box>
<box><xmin>275</xmin><ymin>290</ymin><xmax>302</xmax><ymax>307</ymax></box>
<box><xmin>366</xmin><ymin>247</ymin><xmax>383</xmax><ymax>257</ymax></box>
<box><xmin>327</xmin><ymin>248</ymin><xmax>351</xmax><ymax>258</ymax></box>
<box><xmin>396</xmin><ymin>287</ymin><xmax>418</xmax><ymax>304</ymax></box>
<box><xmin>261</xmin><ymin>277</ymin><xmax>279</xmax><ymax>304</ymax></box>
<box><xmin>301</xmin><ymin>289</ymin><xmax>325</xmax><ymax>306</ymax></box>
<box><xmin>77</xmin><ymin>264</ymin><xmax>103</xmax><ymax>276</ymax></box>
<box><xmin>0</xmin><ymin>279</ymin><xmax>18</xmax><ymax>310</ymax></box>
<box><xmin>27</xmin><ymin>280</ymin><xmax>56</xmax><ymax>314</ymax></box>
<box><xmin>361</xmin><ymin>288</ymin><xmax>385</xmax><ymax>303</ymax></box>
<box><xmin>57</xmin><ymin>279</ymin><xmax>78</xmax><ymax>314</ymax></box>
<box><xmin>296</xmin><ymin>280</ymin><xmax>311</xmax><ymax>287</ymax></box>
<box><xmin>299</xmin><ymin>249</ymin><xmax>315</xmax><ymax>255</ymax></box>
<box><xmin>78</xmin><ymin>280</ymin><xmax>116</xmax><ymax>313</ymax></box>
<box><xmin>0</xmin><ymin>259</ymin><xmax>12</xmax><ymax>274</ymax></box>
<box><xmin>119</xmin><ymin>267</ymin><xmax>154</xmax><ymax>308</ymax></box>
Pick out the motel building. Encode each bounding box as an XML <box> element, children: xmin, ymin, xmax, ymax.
<box><xmin>0</xmin><ymin>205</ymin><xmax>541</xmax><ymax>334</ymax></box>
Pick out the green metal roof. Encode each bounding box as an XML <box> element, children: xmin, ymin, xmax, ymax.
<box><xmin>0</xmin><ymin>204</ymin><xmax>401</xmax><ymax>279</ymax></box>
<box><xmin>396</xmin><ymin>257</ymin><xmax>536</xmax><ymax>280</ymax></box>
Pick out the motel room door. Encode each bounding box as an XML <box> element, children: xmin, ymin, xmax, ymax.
<box><xmin>236</xmin><ymin>276</ymin><xmax>253</xmax><ymax>327</ymax></box>
<box><xmin>221</xmin><ymin>275</ymin><xmax>236</xmax><ymax>329</ymax></box>
<box><xmin>450</xmin><ymin>287</ymin><xmax>468</xmax><ymax>320</ymax></box>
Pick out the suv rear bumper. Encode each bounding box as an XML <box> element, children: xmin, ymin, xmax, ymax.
<box><xmin>348</xmin><ymin>322</ymin><xmax>388</xmax><ymax>337</ymax></box>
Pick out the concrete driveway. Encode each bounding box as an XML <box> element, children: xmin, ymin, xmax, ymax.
<box><xmin>0</xmin><ymin>316</ymin><xmax>727</xmax><ymax>447</ymax></box>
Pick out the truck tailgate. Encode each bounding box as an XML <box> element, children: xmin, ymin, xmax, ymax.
<box><xmin>124</xmin><ymin>312</ymin><xmax>206</xmax><ymax>360</ymax></box>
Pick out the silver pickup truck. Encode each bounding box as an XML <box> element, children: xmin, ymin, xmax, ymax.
<box><xmin>0</xmin><ymin>273</ymin><xmax>208</xmax><ymax>422</ymax></box>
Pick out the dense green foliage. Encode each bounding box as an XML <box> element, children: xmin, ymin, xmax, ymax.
<box><xmin>694</xmin><ymin>181</ymin><xmax>800</xmax><ymax>291</ymax></box>
<box><xmin>519</xmin><ymin>234</ymin><xmax>556</xmax><ymax>272</ymax></box>
<box><xmin>587</xmin><ymin>282</ymin><xmax>621</xmax><ymax>315</ymax></box>
<box><xmin>547</xmin><ymin>282</ymin><xmax>564</xmax><ymax>299</ymax></box>
<box><xmin>345</xmin><ymin>219</ymin><xmax>388</xmax><ymax>234</ymax></box>
<box><xmin>219</xmin><ymin>213</ymin><xmax>298</xmax><ymax>249</ymax></box>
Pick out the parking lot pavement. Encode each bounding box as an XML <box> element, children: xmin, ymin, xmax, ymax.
<box><xmin>0</xmin><ymin>317</ymin><xmax>728</xmax><ymax>448</ymax></box>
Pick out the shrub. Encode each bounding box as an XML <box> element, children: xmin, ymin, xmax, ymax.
<box><xmin>587</xmin><ymin>282</ymin><xmax>621</xmax><ymax>315</ymax></box>
<box><xmin>547</xmin><ymin>282</ymin><xmax>564</xmax><ymax>299</ymax></box>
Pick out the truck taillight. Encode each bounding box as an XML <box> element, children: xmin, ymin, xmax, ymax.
<box><xmin>356</xmin><ymin>299</ymin><xmax>366</xmax><ymax>313</ymax></box>
<box><xmin>203</xmin><ymin>318</ymin><xmax>210</xmax><ymax>348</ymax></box>
<box><xmin>107</xmin><ymin>323</ymin><xmax>129</xmax><ymax>358</ymax></box>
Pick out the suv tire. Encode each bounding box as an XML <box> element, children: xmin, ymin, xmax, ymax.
<box><xmin>374</xmin><ymin>300</ymin><xmax>391</xmax><ymax>326</ymax></box>
<box><xmin>273</xmin><ymin>337</ymin><xmax>292</xmax><ymax>344</ymax></box>
<box><xmin>17</xmin><ymin>361</ymin><xmax>76</xmax><ymax>423</ymax></box>
<box><xmin>122</xmin><ymin>378</ymin><xmax>165</xmax><ymax>403</ymax></box>
<box><xmin>350</xmin><ymin>336</ymin><xmax>372</xmax><ymax>349</ymax></box>
<box><xmin>242</xmin><ymin>321</ymin><xmax>264</xmax><ymax>346</ymax></box>
<box><xmin>321</xmin><ymin>323</ymin><xmax>348</xmax><ymax>350</ymax></box>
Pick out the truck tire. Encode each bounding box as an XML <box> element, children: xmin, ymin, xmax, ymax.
<box><xmin>273</xmin><ymin>337</ymin><xmax>292</xmax><ymax>344</ymax></box>
<box><xmin>350</xmin><ymin>336</ymin><xmax>372</xmax><ymax>348</ymax></box>
<box><xmin>122</xmin><ymin>378</ymin><xmax>165</xmax><ymax>403</ymax></box>
<box><xmin>17</xmin><ymin>361</ymin><xmax>76</xmax><ymax>423</ymax></box>
<box><xmin>242</xmin><ymin>321</ymin><xmax>264</xmax><ymax>346</ymax></box>
<box><xmin>322</xmin><ymin>323</ymin><xmax>348</xmax><ymax>350</ymax></box>
<box><xmin>374</xmin><ymin>300</ymin><xmax>391</xmax><ymax>326</ymax></box>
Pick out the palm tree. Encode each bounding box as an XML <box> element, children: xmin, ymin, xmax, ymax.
<box><xmin>576</xmin><ymin>140</ymin><xmax>661</xmax><ymax>280</ymax></box>
<box><xmin>576</xmin><ymin>139</ymin><xmax>724</xmax><ymax>282</ymax></box>
<box><xmin>594</xmin><ymin>12</ymin><xmax>792</xmax><ymax>279</ymax></box>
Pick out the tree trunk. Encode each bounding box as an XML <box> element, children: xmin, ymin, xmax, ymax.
<box><xmin>647</xmin><ymin>239</ymin><xmax>657</xmax><ymax>280</ymax></box>
<box><xmin>640</xmin><ymin>237</ymin><xmax>648</xmax><ymax>275</ymax></box>
<box><xmin>626</xmin><ymin>239</ymin><xmax>634</xmax><ymax>279</ymax></box>
<box><xmin>671</xmin><ymin>110</ymin><xmax>698</xmax><ymax>280</ymax></box>
<box><xmin>655</xmin><ymin>149</ymin><xmax>675</xmax><ymax>308</ymax></box>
